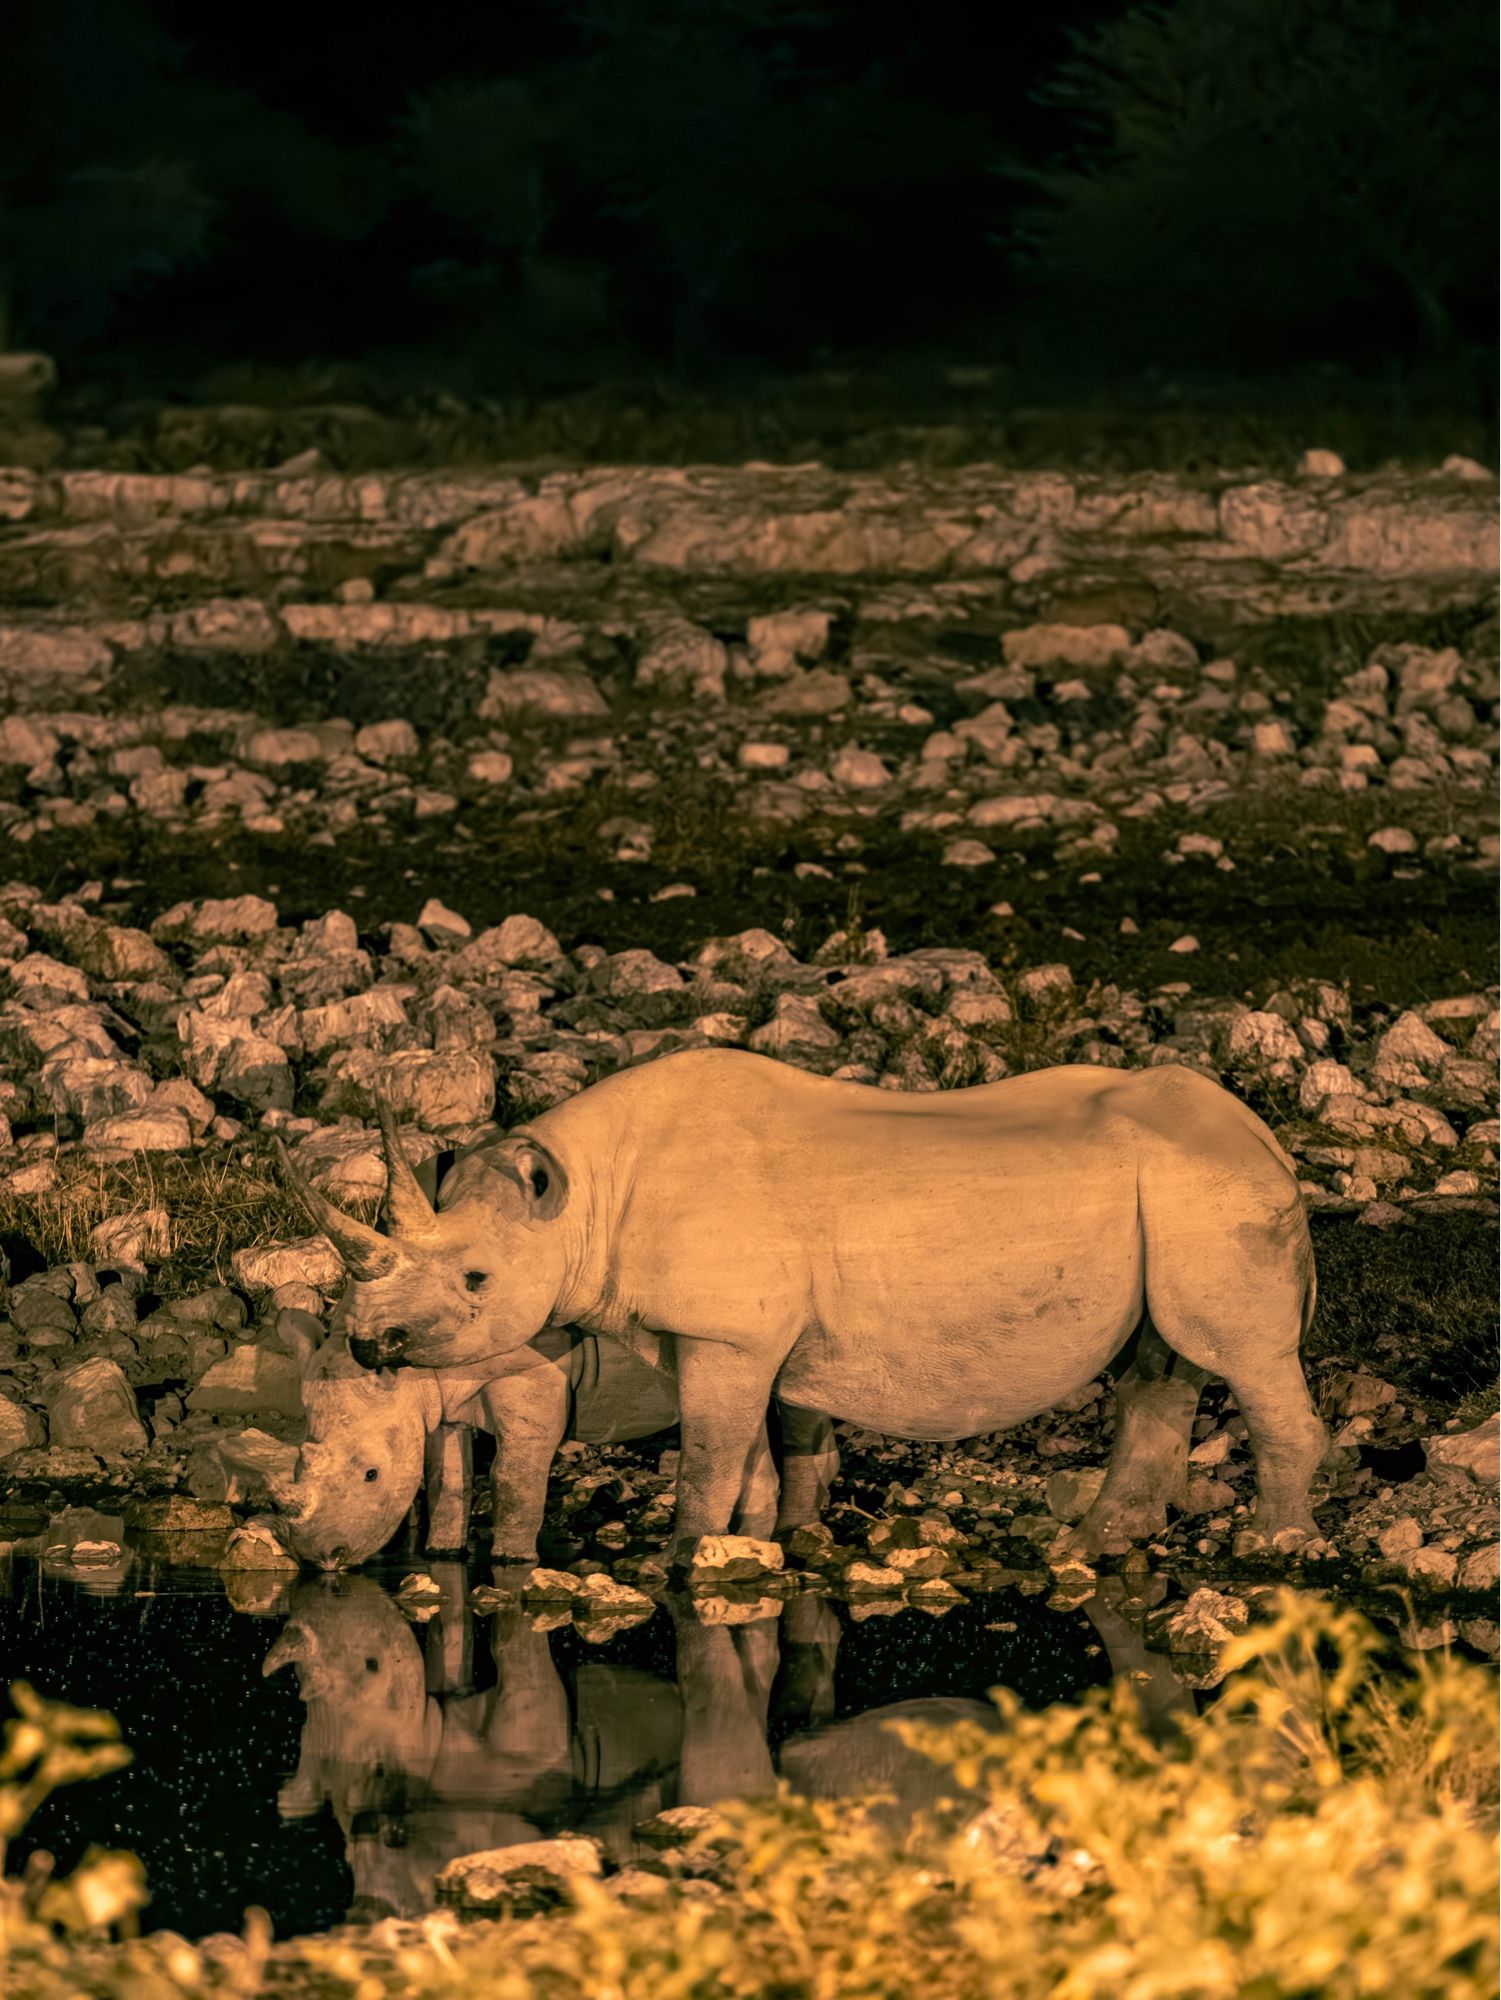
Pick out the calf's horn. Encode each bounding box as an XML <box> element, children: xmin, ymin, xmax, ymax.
<box><xmin>375</xmin><ymin>1096</ymin><xmax>438</xmax><ymax>1240</ymax></box>
<box><xmin>274</xmin><ymin>1141</ymin><xmax>397</xmax><ymax>1281</ymax></box>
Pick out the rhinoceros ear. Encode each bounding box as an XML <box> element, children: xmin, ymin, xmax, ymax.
<box><xmin>374</xmin><ymin>1095</ymin><xmax>439</xmax><ymax>1241</ymax></box>
<box><xmin>492</xmin><ymin>1135</ymin><xmax>569</xmax><ymax>1221</ymax></box>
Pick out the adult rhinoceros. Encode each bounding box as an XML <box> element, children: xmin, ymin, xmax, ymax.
<box><xmin>280</xmin><ymin>1051</ymin><xmax>1326</xmax><ymax>1560</ymax></box>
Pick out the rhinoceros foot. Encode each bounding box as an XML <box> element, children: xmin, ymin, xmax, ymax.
<box><xmin>490</xmin><ymin>1542</ymin><xmax>542</xmax><ymax>1567</ymax></box>
<box><xmin>1068</xmin><ymin>1497</ymin><xmax>1171</xmax><ymax>1558</ymax></box>
<box><xmin>1231</xmin><ymin>1520</ymin><xmax>1332</xmax><ymax>1560</ymax></box>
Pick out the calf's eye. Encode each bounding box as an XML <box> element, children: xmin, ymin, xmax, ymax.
<box><xmin>464</xmin><ymin>1270</ymin><xmax>489</xmax><ymax>1293</ymax></box>
<box><xmin>364</xmin><ymin>1467</ymin><xmax>380</xmax><ymax>1483</ymax></box>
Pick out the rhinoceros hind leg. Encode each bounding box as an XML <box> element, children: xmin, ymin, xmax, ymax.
<box><xmin>1139</xmin><ymin>1186</ymin><xmax>1326</xmax><ymax>1548</ymax></box>
<box><xmin>1221</xmin><ymin>1353</ymin><xmax>1328</xmax><ymax>1551</ymax></box>
<box><xmin>1074</xmin><ymin>1326</ymin><xmax>1207</xmax><ymax>1556</ymax></box>
<box><xmin>1083</xmin><ymin>1577</ymin><xmax>1194</xmax><ymax>1741</ymax></box>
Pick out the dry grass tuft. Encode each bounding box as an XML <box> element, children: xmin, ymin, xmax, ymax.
<box><xmin>0</xmin><ymin>1152</ymin><xmax>320</xmax><ymax>1290</ymax></box>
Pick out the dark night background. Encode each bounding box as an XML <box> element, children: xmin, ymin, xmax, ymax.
<box><xmin>1</xmin><ymin>0</ymin><xmax>1495</xmax><ymax>410</ymax></box>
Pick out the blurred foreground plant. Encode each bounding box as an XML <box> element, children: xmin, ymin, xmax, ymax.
<box><xmin>1</xmin><ymin>1595</ymin><xmax>1496</xmax><ymax>1998</ymax></box>
<box><xmin>0</xmin><ymin>1681</ymin><xmax>146</xmax><ymax>1992</ymax></box>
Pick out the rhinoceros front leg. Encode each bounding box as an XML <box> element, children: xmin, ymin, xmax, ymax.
<box><xmin>423</xmin><ymin>1562</ymin><xmax>473</xmax><ymax>1695</ymax></box>
<box><xmin>672</xmin><ymin>1603</ymin><xmax>777</xmax><ymax>1807</ymax></box>
<box><xmin>480</xmin><ymin>1360</ymin><xmax>570</xmax><ymax>1566</ymax></box>
<box><xmin>671</xmin><ymin>1340</ymin><xmax>785</xmax><ymax>1561</ymax></box>
<box><xmin>424</xmin><ymin>1424</ymin><xmax>474</xmax><ymax>1558</ymax></box>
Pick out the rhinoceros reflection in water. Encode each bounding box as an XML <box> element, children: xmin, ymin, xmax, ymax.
<box><xmin>263</xmin><ymin>1573</ymin><xmax>681</xmax><ymax>1918</ymax></box>
<box><xmin>265</xmin><ymin>1576</ymin><xmax>1192</xmax><ymax>1920</ymax></box>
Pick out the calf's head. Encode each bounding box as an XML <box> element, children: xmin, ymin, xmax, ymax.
<box><xmin>277</xmin><ymin>1353</ymin><xmax>437</xmax><ymax>1570</ymax></box>
<box><xmin>277</xmin><ymin>1101</ymin><xmax>571</xmax><ymax>1375</ymax></box>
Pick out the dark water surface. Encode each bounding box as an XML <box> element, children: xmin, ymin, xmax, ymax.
<box><xmin>0</xmin><ymin>1554</ymin><xmax>1118</xmax><ymax>1940</ymax></box>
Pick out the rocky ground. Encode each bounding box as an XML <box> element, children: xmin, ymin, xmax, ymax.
<box><xmin>0</xmin><ymin>429</ymin><xmax>1495</xmax><ymax>1661</ymax></box>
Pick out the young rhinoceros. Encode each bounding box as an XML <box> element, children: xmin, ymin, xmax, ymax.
<box><xmin>240</xmin><ymin>1321</ymin><xmax>759</xmax><ymax>1571</ymax></box>
<box><xmin>261</xmin><ymin>1116</ymin><xmax>833</xmax><ymax>1569</ymax></box>
<box><xmin>290</xmin><ymin>1052</ymin><xmax>1328</xmax><ymax>1562</ymax></box>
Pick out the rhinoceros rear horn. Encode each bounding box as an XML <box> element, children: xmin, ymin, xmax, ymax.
<box><xmin>274</xmin><ymin>1141</ymin><xmax>397</xmax><ymax>1282</ymax></box>
<box><xmin>374</xmin><ymin>1095</ymin><xmax>438</xmax><ymax>1241</ymax></box>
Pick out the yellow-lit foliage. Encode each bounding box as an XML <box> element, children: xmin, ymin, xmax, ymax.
<box><xmin>0</xmin><ymin>1594</ymin><xmax>1496</xmax><ymax>1999</ymax></box>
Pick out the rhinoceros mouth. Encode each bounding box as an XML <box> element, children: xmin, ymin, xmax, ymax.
<box><xmin>348</xmin><ymin>1332</ymin><xmax>411</xmax><ymax>1371</ymax></box>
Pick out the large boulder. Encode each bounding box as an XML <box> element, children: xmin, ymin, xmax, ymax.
<box><xmin>436</xmin><ymin>1837</ymin><xmax>603</xmax><ymax>1915</ymax></box>
<box><xmin>48</xmin><ymin>1358</ymin><xmax>148</xmax><ymax>1456</ymax></box>
<box><xmin>0</xmin><ymin>1393</ymin><xmax>45</xmax><ymax>1458</ymax></box>
<box><xmin>186</xmin><ymin>1344</ymin><xmax>304</xmax><ymax>1421</ymax></box>
<box><xmin>377</xmin><ymin>1047</ymin><xmax>496</xmax><ymax>1131</ymax></box>
<box><xmin>1426</xmin><ymin>1415</ymin><xmax>1500</xmax><ymax>1489</ymax></box>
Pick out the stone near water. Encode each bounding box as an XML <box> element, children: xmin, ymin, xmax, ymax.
<box><xmin>219</xmin><ymin>1520</ymin><xmax>299</xmax><ymax>1571</ymax></box>
<box><xmin>573</xmin><ymin>1572</ymin><xmax>654</xmax><ymax>1620</ymax></box>
<box><xmin>1161</xmin><ymin>1587</ymin><xmax>1249</xmax><ymax>1651</ymax></box>
<box><xmin>521</xmin><ymin>1567</ymin><xmax>585</xmax><ymax>1603</ymax></box>
<box><xmin>1377</xmin><ymin>1517</ymin><xmax>1424</xmax><ymax>1560</ymax></box>
<box><xmin>1392</xmin><ymin>1544</ymin><xmax>1458</xmax><ymax>1587</ymax></box>
<box><xmin>634</xmin><ymin>1804</ymin><xmax>722</xmax><ymax>1849</ymax></box>
<box><xmin>436</xmin><ymin>1836</ymin><xmax>603</xmax><ymax>1914</ymax></box>
<box><xmin>47</xmin><ymin>1358</ymin><xmax>147</xmax><ymax>1456</ymax></box>
<box><xmin>685</xmin><ymin>1535</ymin><xmax>784</xmax><ymax>1582</ymax></box>
<box><xmin>841</xmin><ymin>1559</ymin><xmax>906</xmax><ymax>1597</ymax></box>
<box><xmin>0</xmin><ymin>1394</ymin><xmax>46</xmax><ymax>1458</ymax></box>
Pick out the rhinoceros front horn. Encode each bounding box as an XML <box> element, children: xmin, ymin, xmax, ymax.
<box><xmin>274</xmin><ymin>1141</ymin><xmax>397</xmax><ymax>1282</ymax></box>
<box><xmin>262</xmin><ymin>1621</ymin><xmax>309</xmax><ymax>1678</ymax></box>
<box><xmin>375</xmin><ymin>1095</ymin><xmax>438</xmax><ymax>1241</ymax></box>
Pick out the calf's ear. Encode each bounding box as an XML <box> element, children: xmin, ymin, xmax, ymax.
<box><xmin>493</xmin><ymin>1136</ymin><xmax>569</xmax><ymax>1220</ymax></box>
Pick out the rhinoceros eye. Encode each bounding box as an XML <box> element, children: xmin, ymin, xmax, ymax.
<box><xmin>364</xmin><ymin>1467</ymin><xmax>380</xmax><ymax>1483</ymax></box>
<box><xmin>464</xmin><ymin>1270</ymin><xmax>489</xmax><ymax>1293</ymax></box>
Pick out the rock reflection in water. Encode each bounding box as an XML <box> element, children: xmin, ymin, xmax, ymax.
<box><xmin>264</xmin><ymin>1573</ymin><xmax>1190</xmax><ymax>1920</ymax></box>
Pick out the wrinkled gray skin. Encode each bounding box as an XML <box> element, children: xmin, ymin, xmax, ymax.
<box><xmin>291</xmin><ymin>1052</ymin><xmax>1326</xmax><ymax>1561</ymax></box>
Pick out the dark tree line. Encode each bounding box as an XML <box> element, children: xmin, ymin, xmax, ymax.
<box><xmin>2</xmin><ymin>0</ymin><xmax>1493</xmax><ymax>386</ymax></box>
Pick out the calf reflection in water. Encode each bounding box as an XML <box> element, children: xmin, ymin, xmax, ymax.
<box><xmin>265</xmin><ymin>1576</ymin><xmax>1190</xmax><ymax>1919</ymax></box>
<box><xmin>263</xmin><ymin>1571</ymin><xmax>679</xmax><ymax>1918</ymax></box>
